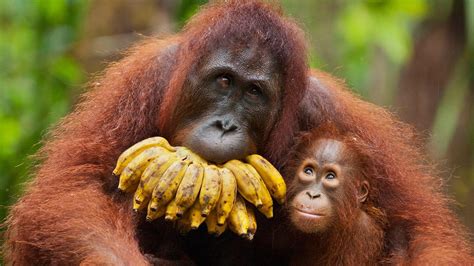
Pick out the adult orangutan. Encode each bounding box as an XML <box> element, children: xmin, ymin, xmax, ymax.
<box><xmin>280</xmin><ymin>125</ymin><xmax>470</xmax><ymax>264</ymax></box>
<box><xmin>4</xmin><ymin>0</ymin><xmax>473</xmax><ymax>265</ymax></box>
<box><xmin>4</xmin><ymin>1</ymin><xmax>308</xmax><ymax>264</ymax></box>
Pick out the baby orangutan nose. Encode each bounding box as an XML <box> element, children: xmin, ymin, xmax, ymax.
<box><xmin>306</xmin><ymin>191</ymin><xmax>320</xmax><ymax>199</ymax></box>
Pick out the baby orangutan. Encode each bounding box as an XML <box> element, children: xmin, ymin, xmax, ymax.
<box><xmin>286</xmin><ymin>131</ymin><xmax>387</xmax><ymax>265</ymax></box>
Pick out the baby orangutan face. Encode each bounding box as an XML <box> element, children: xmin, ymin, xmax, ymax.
<box><xmin>289</xmin><ymin>138</ymin><xmax>369</xmax><ymax>234</ymax></box>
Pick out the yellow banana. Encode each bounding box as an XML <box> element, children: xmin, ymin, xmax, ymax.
<box><xmin>118</xmin><ymin>146</ymin><xmax>169</xmax><ymax>192</ymax></box>
<box><xmin>188</xmin><ymin>200</ymin><xmax>206</xmax><ymax>230</ymax></box>
<box><xmin>216</xmin><ymin>167</ymin><xmax>237</xmax><ymax>225</ymax></box>
<box><xmin>113</xmin><ymin>136</ymin><xmax>175</xmax><ymax>175</ymax></box>
<box><xmin>245</xmin><ymin>205</ymin><xmax>257</xmax><ymax>240</ymax></box>
<box><xmin>147</xmin><ymin>160</ymin><xmax>188</xmax><ymax>221</ymax></box>
<box><xmin>133</xmin><ymin>153</ymin><xmax>177</xmax><ymax>211</ymax></box>
<box><xmin>224</xmin><ymin>160</ymin><xmax>262</xmax><ymax>208</ymax></box>
<box><xmin>228</xmin><ymin>194</ymin><xmax>249</xmax><ymax>237</ymax></box>
<box><xmin>199</xmin><ymin>165</ymin><xmax>222</xmax><ymax>217</ymax></box>
<box><xmin>246</xmin><ymin>164</ymin><xmax>273</xmax><ymax>218</ymax></box>
<box><xmin>146</xmin><ymin>202</ymin><xmax>166</xmax><ymax>221</ymax></box>
<box><xmin>175</xmin><ymin>146</ymin><xmax>207</xmax><ymax>164</ymax></box>
<box><xmin>165</xmin><ymin>198</ymin><xmax>179</xmax><ymax>221</ymax></box>
<box><xmin>246</xmin><ymin>154</ymin><xmax>286</xmax><ymax>204</ymax></box>
<box><xmin>206</xmin><ymin>209</ymin><xmax>227</xmax><ymax>237</ymax></box>
<box><xmin>150</xmin><ymin>160</ymin><xmax>189</xmax><ymax>207</ymax></box>
<box><xmin>174</xmin><ymin>163</ymin><xmax>204</xmax><ymax>217</ymax></box>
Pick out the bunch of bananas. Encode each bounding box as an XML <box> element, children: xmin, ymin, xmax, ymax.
<box><xmin>113</xmin><ymin>137</ymin><xmax>286</xmax><ymax>240</ymax></box>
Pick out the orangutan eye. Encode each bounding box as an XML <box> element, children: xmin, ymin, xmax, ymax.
<box><xmin>303</xmin><ymin>167</ymin><xmax>314</xmax><ymax>176</ymax></box>
<box><xmin>217</xmin><ymin>75</ymin><xmax>231</xmax><ymax>88</ymax></box>
<box><xmin>247</xmin><ymin>84</ymin><xmax>262</xmax><ymax>96</ymax></box>
<box><xmin>325</xmin><ymin>172</ymin><xmax>336</xmax><ymax>180</ymax></box>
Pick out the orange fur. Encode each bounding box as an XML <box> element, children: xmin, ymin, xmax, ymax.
<box><xmin>3</xmin><ymin>1</ymin><xmax>308</xmax><ymax>264</ymax></box>
<box><xmin>3</xmin><ymin>0</ymin><xmax>472</xmax><ymax>264</ymax></box>
<box><xmin>285</xmin><ymin>70</ymin><xmax>473</xmax><ymax>264</ymax></box>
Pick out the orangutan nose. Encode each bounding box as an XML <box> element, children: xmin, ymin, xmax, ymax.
<box><xmin>306</xmin><ymin>191</ymin><xmax>321</xmax><ymax>200</ymax></box>
<box><xmin>214</xmin><ymin>117</ymin><xmax>238</xmax><ymax>133</ymax></box>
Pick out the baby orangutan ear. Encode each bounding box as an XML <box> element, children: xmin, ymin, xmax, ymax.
<box><xmin>358</xmin><ymin>181</ymin><xmax>370</xmax><ymax>203</ymax></box>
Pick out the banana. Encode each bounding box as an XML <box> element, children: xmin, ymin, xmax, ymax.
<box><xmin>146</xmin><ymin>160</ymin><xmax>188</xmax><ymax>221</ymax></box>
<box><xmin>228</xmin><ymin>194</ymin><xmax>249</xmax><ymax>237</ymax></box>
<box><xmin>224</xmin><ymin>160</ymin><xmax>262</xmax><ymax>208</ymax></box>
<box><xmin>133</xmin><ymin>152</ymin><xmax>177</xmax><ymax>211</ymax></box>
<box><xmin>199</xmin><ymin>165</ymin><xmax>222</xmax><ymax>217</ymax></box>
<box><xmin>188</xmin><ymin>200</ymin><xmax>206</xmax><ymax>230</ymax></box>
<box><xmin>246</xmin><ymin>164</ymin><xmax>273</xmax><ymax>218</ymax></box>
<box><xmin>216</xmin><ymin>167</ymin><xmax>237</xmax><ymax>225</ymax></box>
<box><xmin>113</xmin><ymin>136</ymin><xmax>175</xmax><ymax>175</ymax></box>
<box><xmin>175</xmin><ymin>200</ymin><xmax>205</xmax><ymax>234</ymax></box>
<box><xmin>118</xmin><ymin>146</ymin><xmax>169</xmax><ymax>192</ymax></box>
<box><xmin>174</xmin><ymin>163</ymin><xmax>204</xmax><ymax>217</ymax></box>
<box><xmin>146</xmin><ymin>202</ymin><xmax>166</xmax><ymax>221</ymax></box>
<box><xmin>245</xmin><ymin>205</ymin><xmax>257</xmax><ymax>240</ymax></box>
<box><xmin>206</xmin><ymin>209</ymin><xmax>227</xmax><ymax>237</ymax></box>
<box><xmin>149</xmin><ymin>160</ymin><xmax>189</xmax><ymax>208</ymax></box>
<box><xmin>246</xmin><ymin>154</ymin><xmax>286</xmax><ymax>204</ymax></box>
<box><xmin>165</xmin><ymin>198</ymin><xmax>179</xmax><ymax>221</ymax></box>
<box><xmin>175</xmin><ymin>146</ymin><xmax>207</xmax><ymax>164</ymax></box>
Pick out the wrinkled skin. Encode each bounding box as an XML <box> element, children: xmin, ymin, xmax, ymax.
<box><xmin>140</xmin><ymin>43</ymin><xmax>285</xmax><ymax>265</ymax></box>
<box><xmin>3</xmin><ymin>1</ymin><xmax>310</xmax><ymax>264</ymax></box>
<box><xmin>170</xmin><ymin>46</ymin><xmax>281</xmax><ymax>164</ymax></box>
<box><xmin>6</xmin><ymin>1</ymin><xmax>472</xmax><ymax>264</ymax></box>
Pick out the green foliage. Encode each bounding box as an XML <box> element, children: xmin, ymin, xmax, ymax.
<box><xmin>0</xmin><ymin>0</ymin><xmax>473</xmax><ymax>245</ymax></box>
<box><xmin>0</xmin><ymin>0</ymin><xmax>87</xmax><ymax>221</ymax></box>
<box><xmin>177</xmin><ymin>0</ymin><xmax>208</xmax><ymax>28</ymax></box>
<box><xmin>337</xmin><ymin>0</ymin><xmax>426</xmax><ymax>96</ymax></box>
<box><xmin>430</xmin><ymin>56</ymin><xmax>470</xmax><ymax>157</ymax></box>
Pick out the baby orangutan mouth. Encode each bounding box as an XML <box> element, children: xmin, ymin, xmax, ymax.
<box><xmin>293</xmin><ymin>207</ymin><xmax>325</xmax><ymax>219</ymax></box>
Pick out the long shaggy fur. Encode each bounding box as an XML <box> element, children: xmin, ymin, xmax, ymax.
<box><xmin>3</xmin><ymin>0</ymin><xmax>472</xmax><ymax>264</ymax></box>
<box><xmin>3</xmin><ymin>1</ymin><xmax>308</xmax><ymax>264</ymax></box>
<box><xmin>286</xmin><ymin>70</ymin><xmax>473</xmax><ymax>264</ymax></box>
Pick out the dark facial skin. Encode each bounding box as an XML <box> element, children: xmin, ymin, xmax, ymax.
<box><xmin>171</xmin><ymin>43</ymin><xmax>282</xmax><ymax>163</ymax></box>
<box><xmin>290</xmin><ymin>138</ymin><xmax>369</xmax><ymax>233</ymax></box>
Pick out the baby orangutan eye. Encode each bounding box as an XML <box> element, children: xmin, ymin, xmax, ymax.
<box><xmin>303</xmin><ymin>167</ymin><xmax>314</xmax><ymax>176</ymax></box>
<box><xmin>325</xmin><ymin>172</ymin><xmax>336</xmax><ymax>180</ymax></box>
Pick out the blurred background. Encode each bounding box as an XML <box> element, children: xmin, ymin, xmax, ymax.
<box><xmin>0</xmin><ymin>0</ymin><xmax>472</xmax><ymax>237</ymax></box>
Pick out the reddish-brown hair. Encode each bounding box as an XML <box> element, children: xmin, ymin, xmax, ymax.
<box><xmin>2</xmin><ymin>1</ymin><xmax>309</xmax><ymax>264</ymax></box>
<box><xmin>158</xmin><ymin>0</ymin><xmax>308</xmax><ymax>165</ymax></box>
<box><xmin>3</xmin><ymin>0</ymin><xmax>471</xmax><ymax>264</ymax></box>
<box><xmin>290</xmin><ymin>70</ymin><xmax>473</xmax><ymax>264</ymax></box>
<box><xmin>285</xmin><ymin>123</ymin><xmax>386</xmax><ymax>264</ymax></box>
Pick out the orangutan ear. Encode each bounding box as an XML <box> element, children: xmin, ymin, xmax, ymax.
<box><xmin>357</xmin><ymin>181</ymin><xmax>370</xmax><ymax>203</ymax></box>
